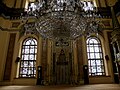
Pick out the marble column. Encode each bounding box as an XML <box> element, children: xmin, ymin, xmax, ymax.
<box><xmin>111</xmin><ymin>5</ymin><xmax>120</xmax><ymax>83</ymax></box>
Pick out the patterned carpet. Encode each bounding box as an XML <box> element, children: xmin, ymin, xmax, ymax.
<box><xmin>0</xmin><ymin>84</ymin><xmax>120</xmax><ymax>90</ymax></box>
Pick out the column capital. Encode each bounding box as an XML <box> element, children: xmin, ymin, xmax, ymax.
<box><xmin>107</xmin><ymin>0</ymin><xmax>117</xmax><ymax>7</ymax></box>
<box><xmin>111</xmin><ymin>29</ymin><xmax>120</xmax><ymax>42</ymax></box>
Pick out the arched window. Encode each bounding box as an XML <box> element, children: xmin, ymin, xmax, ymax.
<box><xmin>86</xmin><ymin>37</ymin><xmax>105</xmax><ymax>76</ymax></box>
<box><xmin>19</xmin><ymin>37</ymin><xmax>37</xmax><ymax>77</ymax></box>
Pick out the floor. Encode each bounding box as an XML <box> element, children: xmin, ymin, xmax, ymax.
<box><xmin>0</xmin><ymin>84</ymin><xmax>120</xmax><ymax>90</ymax></box>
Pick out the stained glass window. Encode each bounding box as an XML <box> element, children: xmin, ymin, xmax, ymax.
<box><xmin>19</xmin><ymin>38</ymin><xmax>37</xmax><ymax>77</ymax></box>
<box><xmin>87</xmin><ymin>37</ymin><xmax>105</xmax><ymax>76</ymax></box>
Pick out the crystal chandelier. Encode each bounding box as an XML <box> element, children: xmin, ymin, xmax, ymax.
<box><xmin>23</xmin><ymin>0</ymin><xmax>101</xmax><ymax>41</ymax></box>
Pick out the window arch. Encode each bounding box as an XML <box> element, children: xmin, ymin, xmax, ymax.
<box><xmin>86</xmin><ymin>37</ymin><xmax>105</xmax><ymax>76</ymax></box>
<box><xmin>19</xmin><ymin>37</ymin><xmax>37</xmax><ymax>77</ymax></box>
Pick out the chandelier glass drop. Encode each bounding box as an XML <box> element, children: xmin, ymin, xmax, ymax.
<box><xmin>23</xmin><ymin>0</ymin><xmax>101</xmax><ymax>41</ymax></box>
